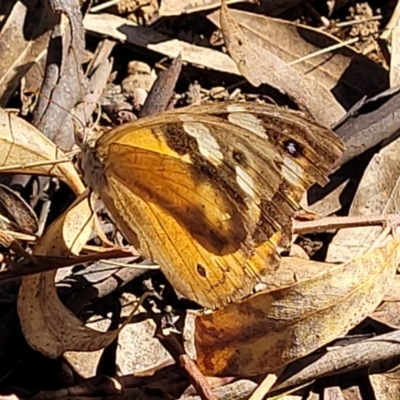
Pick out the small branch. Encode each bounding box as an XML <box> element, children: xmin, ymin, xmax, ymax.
<box><xmin>293</xmin><ymin>214</ymin><xmax>400</xmax><ymax>235</ymax></box>
<box><xmin>156</xmin><ymin>332</ymin><xmax>218</xmax><ymax>400</ymax></box>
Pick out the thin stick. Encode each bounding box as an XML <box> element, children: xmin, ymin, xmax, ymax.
<box><xmin>293</xmin><ymin>214</ymin><xmax>399</xmax><ymax>234</ymax></box>
<box><xmin>156</xmin><ymin>332</ymin><xmax>218</xmax><ymax>400</ymax></box>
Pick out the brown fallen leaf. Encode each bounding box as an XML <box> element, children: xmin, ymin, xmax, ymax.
<box><xmin>0</xmin><ymin>0</ymin><xmax>56</xmax><ymax>106</ymax></box>
<box><xmin>0</xmin><ymin>183</ymin><xmax>38</xmax><ymax>234</ymax></box>
<box><xmin>218</xmin><ymin>0</ymin><xmax>345</xmax><ymax>126</ymax></box>
<box><xmin>17</xmin><ymin>192</ymin><xmax>140</xmax><ymax>358</ymax></box>
<box><xmin>208</xmin><ymin>8</ymin><xmax>387</xmax><ymax>110</ymax></box>
<box><xmin>0</xmin><ymin>108</ymin><xmax>85</xmax><ymax>195</ymax></box>
<box><xmin>195</xmin><ymin>238</ymin><xmax>400</xmax><ymax>377</ymax></box>
<box><xmin>17</xmin><ymin>192</ymin><xmax>95</xmax><ymax>357</ymax></box>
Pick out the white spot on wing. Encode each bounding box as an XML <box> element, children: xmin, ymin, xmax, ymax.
<box><xmin>226</xmin><ymin>104</ymin><xmax>250</xmax><ymax>113</ymax></box>
<box><xmin>235</xmin><ymin>166</ymin><xmax>256</xmax><ymax>198</ymax></box>
<box><xmin>227</xmin><ymin>112</ymin><xmax>267</xmax><ymax>139</ymax></box>
<box><xmin>182</xmin><ymin>121</ymin><xmax>223</xmax><ymax>165</ymax></box>
<box><xmin>281</xmin><ymin>156</ymin><xmax>305</xmax><ymax>187</ymax></box>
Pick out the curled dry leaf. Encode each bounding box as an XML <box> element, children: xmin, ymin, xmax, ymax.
<box><xmin>17</xmin><ymin>192</ymin><xmax>137</xmax><ymax>358</ymax></box>
<box><xmin>18</xmin><ymin>192</ymin><xmax>94</xmax><ymax>357</ymax></box>
<box><xmin>218</xmin><ymin>0</ymin><xmax>345</xmax><ymax>126</ymax></box>
<box><xmin>195</xmin><ymin>238</ymin><xmax>400</xmax><ymax>377</ymax></box>
<box><xmin>0</xmin><ymin>108</ymin><xmax>85</xmax><ymax>195</ymax></box>
<box><xmin>17</xmin><ymin>194</ymin><xmax>140</xmax><ymax>357</ymax></box>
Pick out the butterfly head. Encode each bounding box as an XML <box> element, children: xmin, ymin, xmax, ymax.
<box><xmin>74</xmin><ymin>128</ymin><xmax>107</xmax><ymax>192</ymax></box>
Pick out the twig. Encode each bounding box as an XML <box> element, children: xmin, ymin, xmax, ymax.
<box><xmin>328</xmin><ymin>15</ymin><xmax>382</xmax><ymax>29</ymax></box>
<box><xmin>0</xmin><ymin>249</ymin><xmax>139</xmax><ymax>282</ymax></box>
<box><xmin>287</xmin><ymin>31</ymin><xmax>381</xmax><ymax>67</ymax></box>
<box><xmin>156</xmin><ymin>332</ymin><xmax>218</xmax><ymax>400</ymax></box>
<box><xmin>293</xmin><ymin>214</ymin><xmax>400</xmax><ymax>235</ymax></box>
<box><xmin>248</xmin><ymin>372</ymin><xmax>281</xmax><ymax>400</ymax></box>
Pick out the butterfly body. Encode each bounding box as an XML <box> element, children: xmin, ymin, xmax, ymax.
<box><xmin>81</xmin><ymin>103</ymin><xmax>344</xmax><ymax>309</ymax></box>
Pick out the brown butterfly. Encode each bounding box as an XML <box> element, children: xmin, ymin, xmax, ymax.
<box><xmin>80</xmin><ymin>102</ymin><xmax>344</xmax><ymax>309</ymax></box>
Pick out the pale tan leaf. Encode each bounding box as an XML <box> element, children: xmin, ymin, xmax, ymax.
<box><xmin>218</xmin><ymin>1</ymin><xmax>344</xmax><ymax>126</ymax></box>
<box><xmin>391</xmin><ymin>25</ymin><xmax>400</xmax><ymax>88</ymax></box>
<box><xmin>195</xmin><ymin>238</ymin><xmax>400</xmax><ymax>376</ymax></box>
<box><xmin>17</xmin><ymin>193</ymin><xmax>136</xmax><ymax>358</ymax></box>
<box><xmin>369</xmin><ymin>360</ymin><xmax>400</xmax><ymax>400</ymax></box>
<box><xmin>371</xmin><ymin>301</ymin><xmax>400</xmax><ymax>330</ymax></box>
<box><xmin>0</xmin><ymin>108</ymin><xmax>85</xmax><ymax>195</ymax></box>
<box><xmin>384</xmin><ymin>1</ymin><xmax>400</xmax><ymax>87</ymax></box>
<box><xmin>324</xmin><ymin>387</ymin><xmax>345</xmax><ymax>400</ymax></box>
<box><xmin>327</xmin><ymin>137</ymin><xmax>400</xmax><ymax>263</ymax></box>
<box><xmin>384</xmin><ymin>275</ymin><xmax>400</xmax><ymax>302</ymax></box>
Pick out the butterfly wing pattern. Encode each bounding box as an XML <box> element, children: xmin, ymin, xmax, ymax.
<box><xmin>81</xmin><ymin>103</ymin><xmax>344</xmax><ymax>309</ymax></box>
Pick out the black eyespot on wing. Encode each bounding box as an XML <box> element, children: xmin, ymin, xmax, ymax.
<box><xmin>232</xmin><ymin>149</ymin><xmax>247</xmax><ymax>165</ymax></box>
<box><xmin>197</xmin><ymin>264</ymin><xmax>207</xmax><ymax>278</ymax></box>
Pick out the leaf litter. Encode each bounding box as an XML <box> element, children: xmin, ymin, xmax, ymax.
<box><xmin>0</xmin><ymin>0</ymin><xmax>400</xmax><ymax>399</ymax></box>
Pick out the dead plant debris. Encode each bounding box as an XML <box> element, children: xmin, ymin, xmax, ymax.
<box><xmin>0</xmin><ymin>0</ymin><xmax>399</xmax><ymax>399</ymax></box>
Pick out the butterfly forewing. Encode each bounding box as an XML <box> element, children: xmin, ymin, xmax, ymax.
<box><xmin>82</xmin><ymin>103</ymin><xmax>344</xmax><ymax>309</ymax></box>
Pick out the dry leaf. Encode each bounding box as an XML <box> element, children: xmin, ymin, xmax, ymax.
<box><xmin>159</xmin><ymin>0</ymin><xmax>249</xmax><ymax>16</ymax></box>
<box><xmin>0</xmin><ymin>183</ymin><xmax>38</xmax><ymax>234</ymax></box>
<box><xmin>208</xmin><ymin>8</ymin><xmax>387</xmax><ymax>109</ymax></box>
<box><xmin>327</xmin><ymin>136</ymin><xmax>400</xmax><ymax>263</ymax></box>
<box><xmin>159</xmin><ymin>0</ymin><xmax>304</xmax><ymax>16</ymax></box>
<box><xmin>0</xmin><ymin>1</ymin><xmax>56</xmax><ymax>105</ymax></box>
<box><xmin>371</xmin><ymin>301</ymin><xmax>400</xmax><ymax>329</ymax></box>
<box><xmin>18</xmin><ymin>192</ymin><xmax>95</xmax><ymax>357</ymax></box>
<box><xmin>83</xmin><ymin>13</ymin><xmax>239</xmax><ymax>77</ymax></box>
<box><xmin>65</xmin><ymin>295</ymin><xmax>171</xmax><ymax>378</ymax></box>
<box><xmin>389</xmin><ymin>8</ymin><xmax>400</xmax><ymax>87</ymax></box>
<box><xmin>218</xmin><ymin>1</ymin><xmax>344</xmax><ymax>126</ymax></box>
<box><xmin>195</xmin><ymin>238</ymin><xmax>400</xmax><ymax>376</ymax></box>
<box><xmin>384</xmin><ymin>275</ymin><xmax>400</xmax><ymax>302</ymax></box>
<box><xmin>381</xmin><ymin>1</ymin><xmax>400</xmax><ymax>87</ymax></box>
<box><xmin>369</xmin><ymin>359</ymin><xmax>400</xmax><ymax>400</ymax></box>
<box><xmin>0</xmin><ymin>108</ymin><xmax>85</xmax><ymax>195</ymax></box>
<box><xmin>324</xmin><ymin>386</ymin><xmax>345</xmax><ymax>400</ymax></box>
<box><xmin>17</xmin><ymin>193</ymin><xmax>136</xmax><ymax>358</ymax></box>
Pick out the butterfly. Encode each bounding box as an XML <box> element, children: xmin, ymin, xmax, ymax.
<box><xmin>80</xmin><ymin>102</ymin><xmax>344</xmax><ymax>309</ymax></box>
